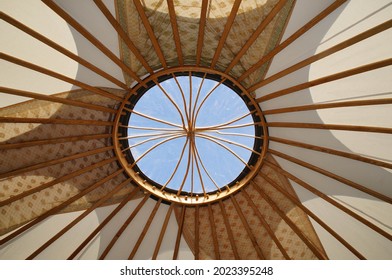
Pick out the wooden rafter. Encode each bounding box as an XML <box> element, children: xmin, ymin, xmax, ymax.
<box><xmin>224</xmin><ymin>0</ymin><xmax>287</xmax><ymax>74</ymax></box>
<box><xmin>167</xmin><ymin>0</ymin><xmax>183</xmax><ymax>66</ymax></box>
<box><xmin>42</xmin><ymin>0</ymin><xmax>143</xmax><ymax>84</ymax></box>
<box><xmin>207</xmin><ymin>204</ymin><xmax>220</xmax><ymax>259</ymax></box>
<box><xmin>210</xmin><ymin>0</ymin><xmax>242</xmax><ymax>69</ymax></box>
<box><xmin>0</xmin><ymin>52</ymin><xmax>123</xmax><ymax>101</ymax></box>
<box><xmin>152</xmin><ymin>204</ymin><xmax>174</xmax><ymax>260</ymax></box>
<box><xmin>218</xmin><ymin>200</ymin><xmax>240</xmax><ymax>259</ymax></box>
<box><xmin>0</xmin><ymin>11</ymin><xmax>128</xmax><ymax>89</ymax></box>
<box><xmin>196</xmin><ymin>0</ymin><xmax>209</xmax><ymax>66</ymax></box>
<box><xmin>239</xmin><ymin>0</ymin><xmax>348</xmax><ymax>82</ymax></box>
<box><xmin>254</xmin><ymin>58</ymin><xmax>392</xmax><ymax>101</ymax></box>
<box><xmin>195</xmin><ymin>205</ymin><xmax>200</xmax><ymax>260</ymax></box>
<box><xmin>93</xmin><ymin>0</ymin><xmax>153</xmax><ymax>74</ymax></box>
<box><xmin>173</xmin><ymin>205</ymin><xmax>186</xmax><ymax>260</ymax></box>
<box><xmin>0</xmin><ymin>116</ymin><xmax>114</xmax><ymax>126</ymax></box>
<box><xmin>133</xmin><ymin>0</ymin><xmax>167</xmax><ymax>68</ymax></box>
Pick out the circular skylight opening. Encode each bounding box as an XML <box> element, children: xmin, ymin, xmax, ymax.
<box><xmin>115</xmin><ymin>68</ymin><xmax>267</xmax><ymax>204</ymax></box>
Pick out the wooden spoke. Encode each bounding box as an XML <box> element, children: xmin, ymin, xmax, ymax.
<box><xmin>0</xmin><ymin>133</ymin><xmax>111</xmax><ymax>150</ymax></box>
<box><xmin>239</xmin><ymin>0</ymin><xmax>348</xmax><ymax>82</ymax></box>
<box><xmin>27</xmin><ymin>178</ymin><xmax>132</xmax><ymax>259</ymax></box>
<box><xmin>242</xmin><ymin>189</ymin><xmax>291</xmax><ymax>259</ymax></box>
<box><xmin>218</xmin><ymin>200</ymin><xmax>240</xmax><ymax>259</ymax></box>
<box><xmin>176</xmin><ymin>140</ymin><xmax>193</xmax><ymax>196</ymax></box>
<box><xmin>265</xmin><ymin>160</ymin><xmax>392</xmax><ymax>242</ymax></box>
<box><xmin>207</xmin><ymin>204</ymin><xmax>220</xmax><ymax>259</ymax></box>
<box><xmin>196</xmin><ymin>110</ymin><xmax>253</xmax><ymax>131</ymax></box>
<box><xmin>133</xmin><ymin>0</ymin><xmax>167</xmax><ymax>68</ymax></box>
<box><xmin>128</xmin><ymin>198</ymin><xmax>162</xmax><ymax>260</ymax></box>
<box><xmin>194</xmin><ymin>78</ymin><xmax>226</xmax><ymax>122</ymax></box>
<box><xmin>0</xmin><ymin>116</ymin><xmax>113</xmax><ymax>126</ymax></box>
<box><xmin>172</xmin><ymin>205</ymin><xmax>186</xmax><ymax>260</ymax></box>
<box><xmin>172</xmin><ymin>74</ymin><xmax>190</xmax><ymax>123</ymax></box>
<box><xmin>99</xmin><ymin>194</ymin><xmax>150</xmax><ymax>260</ymax></box>
<box><xmin>196</xmin><ymin>0</ymin><xmax>208</xmax><ymax>66</ymax></box>
<box><xmin>191</xmin><ymin>73</ymin><xmax>207</xmax><ymax>125</ymax></box>
<box><xmin>200</xmin><ymin>132</ymin><xmax>261</xmax><ymax>155</ymax></box>
<box><xmin>123</xmin><ymin>132</ymin><xmax>185</xmax><ymax>152</ymax></box>
<box><xmin>0</xmin><ymin>52</ymin><xmax>124</xmax><ymax>101</ymax></box>
<box><xmin>0</xmin><ymin>168</ymin><xmax>125</xmax><ymax>246</ymax></box>
<box><xmin>152</xmin><ymin>204</ymin><xmax>174</xmax><ymax>260</ymax></box>
<box><xmin>199</xmin><ymin>122</ymin><xmax>260</xmax><ymax>131</ymax></box>
<box><xmin>211</xmin><ymin>130</ymin><xmax>264</xmax><ymax>139</ymax></box>
<box><xmin>42</xmin><ymin>0</ymin><xmax>143</xmax><ymax>84</ymax></box>
<box><xmin>195</xmin><ymin>205</ymin><xmax>200</xmax><ymax>260</ymax></box>
<box><xmin>68</xmin><ymin>187</ymin><xmax>141</xmax><ymax>259</ymax></box>
<box><xmin>120</xmin><ymin>124</ymin><xmax>183</xmax><ymax>132</ymax></box>
<box><xmin>225</xmin><ymin>0</ymin><xmax>287</xmax><ymax>74</ymax></box>
<box><xmin>269</xmin><ymin>136</ymin><xmax>392</xmax><ymax>170</ymax></box>
<box><xmin>167</xmin><ymin>0</ymin><xmax>183</xmax><ymax>66</ymax></box>
<box><xmin>259</xmin><ymin>172</ymin><xmax>366</xmax><ymax>259</ymax></box>
<box><xmin>254</xmin><ymin>58</ymin><xmax>392</xmax><ymax>100</ymax></box>
<box><xmin>252</xmin><ymin>180</ymin><xmax>328</xmax><ymax>260</ymax></box>
<box><xmin>93</xmin><ymin>0</ymin><xmax>153</xmax><ymax>74</ymax></box>
<box><xmin>190</xmin><ymin>138</ymin><xmax>207</xmax><ymax>196</ymax></box>
<box><xmin>124</xmin><ymin>108</ymin><xmax>183</xmax><ymax>129</ymax></box>
<box><xmin>210</xmin><ymin>0</ymin><xmax>242</xmax><ymax>69</ymax></box>
<box><xmin>193</xmin><ymin>142</ymin><xmax>221</xmax><ymax>192</ymax></box>
<box><xmin>0</xmin><ymin>12</ymin><xmax>128</xmax><ymax>89</ymax></box>
<box><xmin>0</xmin><ymin>87</ymin><xmax>117</xmax><ymax>114</ymax></box>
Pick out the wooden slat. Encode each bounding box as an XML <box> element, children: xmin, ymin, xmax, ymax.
<box><xmin>133</xmin><ymin>0</ymin><xmax>167</xmax><ymax>68</ymax></box>
<box><xmin>252</xmin><ymin>180</ymin><xmax>328</xmax><ymax>259</ymax></box>
<box><xmin>269</xmin><ymin>136</ymin><xmax>392</xmax><ymax>170</ymax></box>
<box><xmin>167</xmin><ymin>0</ymin><xmax>183</xmax><ymax>66</ymax></box>
<box><xmin>68</xmin><ymin>187</ymin><xmax>140</xmax><ymax>259</ymax></box>
<box><xmin>195</xmin><ymin>205</ymin><xmax>200</xmax><ymax>260</ymax></box>
<box><xmin>242</xmin><ymin>189</ymin><xmax>291</xmax><ymax>259</ymax></box>
<box><xmin>0</xmin><ymin>157</ymin><xmax>117</xmax><ymax>207</ymax></box>
<box><xmin>224</xmin><ymin>0</ymin><xmax>287</xmax><ymax>74</ymax></box>
<box><xmin>93</xmin><ymin>0</ymin><xmax>153</xmax><ymax>74</ymax></box>
<box><xmin>267</xmin><ymin>122</ymin><xmax>392</xmax><ymax>134</ymax></box>
<box><xmin>264</xmin><ymin>98</ymin><xmax>392</xmax><ymax>115</ymax></box>
<box><xmin>99</xmin><ymin>194</ymin><xmax>150</xmax><ymax>259</ymax></box>
<box><xmin>257</xmin><ymin>19</ymin><xmax>392</xmax><ymax>88</ymax></box>
<box><xmin>218</xmin><ymin>200</ymin><xmax>240</xmax><ymax>259</ymax></box>
<box><xmin>259</xmin><ymin>172</ymin><xmax>366</xmax><ymax>260</ymax></box>
<box><xmin>230</xmin><ymin>195</ymin><xmax>265</xmax><ymax>259</ymax></box>
<box><xmin>210</xmin><ymin>0</ymin><xmax>242</xmax><ymax>69</ymax></box>
<box><xmin>42</xmin><ymin>0</ymin><xmax>143</xmax><ymax>84</ymax></box>
<box><xmin>254</xmin><ymin>58</ymin><xmax>392</xmax><ymax>100</ymax></box>
<box><xmin>0</xmin><ymin>52</ymin><xmax>124</xmax><ymax>101</ymax></box>
<box><xmin>239</xmin><ymin>0</ymin><xmax>348</xmax><ymax>82</ymax></box>
<box><xmin>0</xmin><ymin>133</ymin><xmax>111</xmax><ymax>150</ymax></box>
<box><xmin>0</xmin><ymin>11</ymin><xmax>128</xmax><ymax>89</ymax></box>
<box><xmin>128</xmin><ymin>198</ymin><xmax>162</xmax><ymax>260</ymax></box>
<box><xmin>196</xmin><ymin>0</ymin><xmax>208</xmax><ymax>66</ymax></box>
<box><xmin>0</xmin><ymin>146</ymin><xmax>113</xmax><ymax>180</ymax></box>
<box><xmin>0</xmin><ymin>87</ymin><xmax>117</xmax><ymax>114</ymax></box>
<box><xmin>269</xmin><ymin>149</ymin><xmax>392</xmax><ymax>204</ymax></box>
<box><xmin>172</xmin><ymin>205</ymin><xmax>186</xmax><ymax>260</ymax></box>
<box><xmin>27</xmin><ymin>178</ymin><xmax>132</xmax><ymax>259</ymax></box>
<box><xmin>152</xmin><ymin>204</ymin><xmax>174</xmax><ymax>260</ymax></box>
<box><xmin>0</xmin><ymin>168</ymin><xmax>125</xmax><ymax>246</ymax></box>
<box><xmin>207</xmin><ymin>204</ymin><xmax>220</xmax><ymax>259</ymax></box>
<box><xmin>265</xmin><ymin>160</ymin><xmax>392</xmax><ymax>242</ymax></box>
<box><xmin>0</xmin><ymin>116</ymin><xmax>113</xmax><ymax>126</ymax></box>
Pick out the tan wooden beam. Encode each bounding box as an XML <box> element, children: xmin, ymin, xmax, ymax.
<box><xmin>208</xmin><ymin>204</ymin><xmax>220</xmax><ymax>259</ymax></box>
<box><xmin>0</xmin><ymin>116</ymin><xmax>113</xmax><ymax>126</ymax></box>
<box><xmin>42</xmin><ymin>0</ymin><xmax>143</xmax><ymax>84</ymax></box>
<box><xmin>218</xmin><ymin>200</ymin><xmax>240</xmax><ymax>259</ymax></box>
<box><xmin>225</xmin><ymin>0</ymin><xmax>287</xmax><ymax>74</ymax></box>
<box><xmin>269</xmin><ymin>149</ymin><xmax>392</xmax><ymax>204</ymax></box>
<box><xmin>210</xmin><ymin>0</ymin><xmax>242</xmax><ymax>69</ymax></box>
<box><xmin>254</xmin><ymin>58</ymin><xmax>392</xmax><ymax>100</ymax></box>
<box><xmin>230</xmin><ymin>195</ymin><xmax>265</xmax><ymax>259</ymax></box>
<box><xmin>259</xmin><ymin>172</ymin><xmax>366</xmax><ymax>259</ymax></box>
<box><xmin>196</xmin><ymin>0</ymin><xmax>209</xmax><ymax>66</ymax></box>
<box><xmin>239</xmin><ymin>0</ymin><xmax>348</xmax><ymax>82</ymax></box>
<box><xmin>264</xmin><ymin>98</ymin><xmax>392</xmax><ymax>115</ymax></box>
<box><xmin>152</xmin><ymin>204</ymin><xmax>174</xmax><ymax>260</ymax></box>
<box><xmin>167</xmin><ymin>0</ymin><xmax>183</xmax><ymax>66</ymax></box>
<box><xmin>265</xmin><ymin>160</ymin><xmax>392</xmax><ymax>242</ymax></box>
<box><xmin>128</xmin><ymin>198</ymin><xmax>162</xmax><ymax>259</ymax></box>
<box><xmin>0</xmin><ymin>12</ymin><xmax>128</xmax><ymax>89</ymax></box>
<box><xmin>0</xmin><ymin>87</ymin><xmax>117</xmax><ymax>114</ymax></box>
<box><xmin>242</xmin><ymin>189</ymin><xmax>291</xmax><ymax>259</ymax></box>
<box><xmin>0</xmin><ymin>168</ymin><xmax>125</xmax><ymax>246</ymax></box>
<box><xmin>252</xmin><ymin>180</ymin><xmax>328</xmax><ymax>259</ymax></box>
<box><xmin>133</xmin><ymin>0</ymin><xmax>167</xmax><ymax>68</ymax></box>
<box><xmin>257</xmin><ymin>19</ymin><xmax>392</xmax><ymax>88</ymax></box>
<box><xmin>27</xmin><ymin>178</ymin><xmax>132</xmax><ymax>259</ymax></box>
<box><xmin>0</xmin><ymin>146</ymin><xmax>113</xmax><ymax>180</ymax></box>
<box><xmin>68</xmin><ymin>187</ymin><xmax>141</xmax><ymax>259</ymax></box>
<box><xmin>195</xmin><ymin>205</ymin><xmax>200</xmax><ymax>260</ymax></box>
<box><xmin>0</xmin><ymin>52</ymin><xmax>123</xmax><ymax>101</ymax></box>
<box><xmin>269</xmin><ymin>136</ymin><xmax>392</xmax><ymax>170</ymax></box>
<box><xmin>172</xmin><ymin>205</ymin><xmax>186</xmax><ymax>260</ymax></box>
<box><xmin>99</xmin><ymin>194</ymin><xmax>150</xmax><ymax>259</ymax></box>
<box><xmin>93</xmin><ymin>0</ymin><xmax>153</xmax><ymax>74</ymax></box>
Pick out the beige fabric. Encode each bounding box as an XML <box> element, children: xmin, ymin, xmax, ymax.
<box><xmin>116</xmin><ymin>0</ymin><xmax>295</xmax><ymax>89</ymax></box>
<box><xmin>176</xmin><ymin>154</ymin><xmax>326</xmax><ymax>260</ymax></box>
<box><xmin>0</xmin><ymin>89</ymin><xmax>142</xmax><ymax>236</ymax></box>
